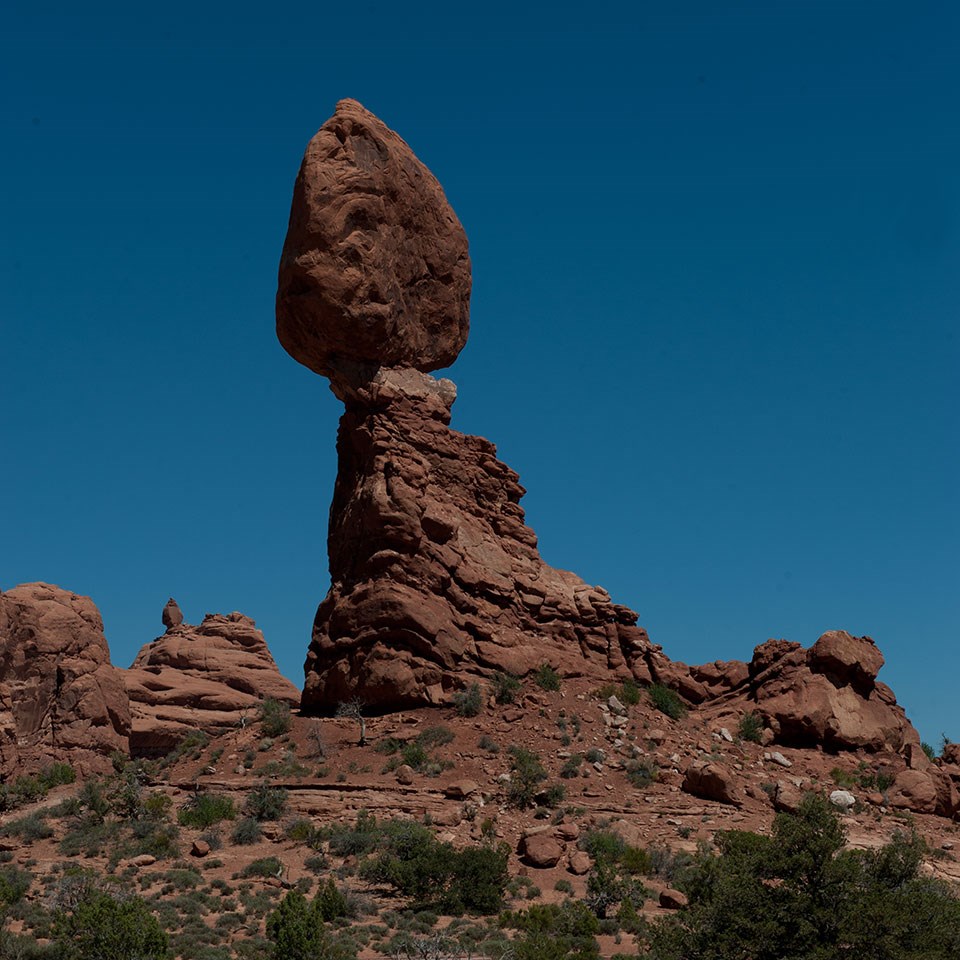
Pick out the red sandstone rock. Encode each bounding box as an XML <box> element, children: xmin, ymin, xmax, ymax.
<box><xmin>0</xmin><ymin>583</ymin><xmax>130</xmax><ymax>774</ymax></box>
<box><xmin>123</xmin><ymin>611</ymin><xmax>299</xmax><ymax>755</ymax></box>
<box><xmin>659</xmin><ymin>888</ymin><xmax>688</xmax><ymax>909</ymax></box>
<box><xmin>162</xmin><ymin>598</ymin><xmax>183</xmax><ymax>632</ymax></box>
<box><xmin>299</xmin><ymin>368</ymin><xmax>654</xmax><ymax>710</ymax></box>
<box><xmin>682</xmin><ymin>761</ymin><xmax>741</xmax><ymax>806</ymax></box>
<box><xmin>276</xmin><ymin>99</ymin><xmax>471</xmax><ymax>391</ymax></box>
<box><xmin>521</xmin><ymin>831</ymin><xmax>565</xmax><ymax>868</ymax></box>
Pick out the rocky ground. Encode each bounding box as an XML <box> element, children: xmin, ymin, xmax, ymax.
<box><xmin>2</xmin><ymin>672</ymin><xmax>958</xmax><ymax>958</ymax></box>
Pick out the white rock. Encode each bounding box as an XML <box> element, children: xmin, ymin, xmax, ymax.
<box><xmin>764</xmin><ymin>751</ymin><xmax>793</xmax><ymax>768</ymax></box>
<box><xmin>607</xmin><ymin>695</ymin><xmax>627</xmax><ymax>716</ymax></box>
<box><xmin>719</xmin><ymin>728</ymin><xmax>734</xmax><ymax>743</ymax></box>
<box><xmin>829</xmin><ymin>790</ymin><xmax>856</xmax><ymax>811</ymax></box>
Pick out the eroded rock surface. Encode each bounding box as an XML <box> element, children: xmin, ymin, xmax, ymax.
<box><xmin>124</xmin><ymin>610</ymin><xmax>299</xmax><ymax>755</ymax></box>
<box><xmin>279</xmin><ymin>103</ymin><xmax>656</xmax><ymax>711</ymax></box>
<box><xmin>277</xmin><ymin>98</ymin><xmax>470</xmax><ymax>392</ymax></box>
<box><xmin>301</xmin><ymin>368</ymin><xmax>654</xmax><ymax>709</ymax></box>
<box><xmin>0</xmin><ymin>583</ymin><xmax>130</xmax><ymax>774</ymax></box>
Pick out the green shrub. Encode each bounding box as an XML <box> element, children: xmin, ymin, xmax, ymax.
<box><xmin>4</xmin><ymin>812</ymin><xmax>53</xmax><ymax>843</ymax></box>
<box><xmin>417</xmin><ymin>725</ymin><xmax>455</xmax><ymax>749</ymax></box>
<box><xmin>231</xmin><ymin>818</ymin><xmax>262</xmax><ymax>846</ymax></box>
<box><xmin>54</xmin><ymin>890</ymin><xmax>166</xmax><ymax>960</ymax></box>
<box><xmin>642</xmin><ymin>794</ymin><xmax>960</xmax><ymax>958</ymax></box>
<box><xmin>266</xmin><ymin>889</ymin><xmax>357</xmax><ymax>960</ymax></box>
<box><xmin>580</xmin><ymin>828</ymin><xmax>626</xmax><ymax>864</ymax></box>
<box><xmin>241</xmin><ymin>856</ymin><xmax>283</xmax><ymax>879</ymax></box>
<box><xmin>39</xmin><ymin>762</ymin><xmax>76</xmax><ymax>789</ymax></box>
<box><xmin>507</xmin><ymin>747</ymin><xmax>548</xmax><ymax>808</ymax></box>
<box><xmin>244</xmin><ymin>784</ymin><xmax>288</xmax><ymax>821</ymax></box>
<box><xmin>561</xmin><ymin>754</ymin><xmax>583</xmax><ymax>779</ymax></box>
<box><xmin>504</xmin><ymin>901</ymin><xmax>600</xmax><ymax>960</ymax></box>
<box><xmin>648</xmin><ymin>684</ymin><xmax>686</xmax><ymax>720</ymax></box>
<box><xmin>492</xmin><ymin>672</ymin><xmax>522</xmax><ymax>704</ymax></box>
<box><xmin>0</xmin><ymin>866</ymin><xmax>31</xmax><ymax>906</ymax></box>
<box><xmin>554</xmin><ymin>879</ymin><xmax>574</xmax><ymax>894</ymax></box>
<box><xmin>737</xmin><ymin>711</ymin><xmax>764</xmax><ymax>744</ymax></box>
<box><xmin>921</xmin><ymin>741</ymin><xmax>936</xmax><ymax>761</ymax></box>
<box><xmin>259</xmin><ymin>699</ymin><xmax>293</xmax><ymax>738</ymax></box>
<box><xmin>178</xmin><ymin>792</ymin><xmax>236</xmax><ymax>828</ymax></box>
<box><xmin>452</xmin><ymin>683</ymin><xmax>483</xmax><ymax>718</ymax></box>
<box><xmin>619</xmin><ymin>679</ymin><xmax>641</xmax><ymax>706</ymax></box>
<box><xmin>314</xmin><ymin>878</ymin><xmax>349</xmax><ymax>921</ymax></box>
<box><xmin>534</xmin><ymin>664</ymin><xmax>561</xmax><ymax>692</ymax></box>
<box><xmin>625</xmin><ymin>758</ymin><xmax>657</xmax><ymax>789</ymax></box>
<box><xmin>360</xmin><ymin>822</ymin><xmax>509</xmax><ymax>914</ymax></box>
<box><xmin>478</xmin><ymin>735</ymin><xmax>500</xmax><ymax>754</ymax></box>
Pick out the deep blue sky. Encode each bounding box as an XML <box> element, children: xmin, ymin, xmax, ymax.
<box><xmin>3</xmin><ymin>2</ymin><xmax>957</xmax><ymax>745</ymax></box>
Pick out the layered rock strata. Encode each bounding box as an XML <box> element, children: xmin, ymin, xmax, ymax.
<box><xmin>301</xmin><ymin>367</ymin><xmax>653</xmax><ymax>708</ymax></box>
<box><xmin>278</xmin><ymin>101</ymin><xmax>656</xmax><ymax>710</ymax></box>
<box><xmin>0</xmin><ymin>583</ymin><xmax>130</xmax><ymax>774</ymax></box>
<box><xmin>124</xmin><ymin>610</ymin><xmax>300</xmax><ymax>755</ymax></box>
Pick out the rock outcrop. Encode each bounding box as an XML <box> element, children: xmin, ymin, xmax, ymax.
<box><xmin>278</xmin><ymin>102</ymin><xmax>656</xmax><ymax>711</ymax></box>
<box><xmin>124</xmin><ymin>609</ymin><xmax>299</xmax><ymax>755</ymax></box>
<box><xmin>688</xmin><ymin>631</ymin><xmax>918</xmax><ymax>754</ymax></box>
<box><xmin>0</xmin><ymin>583</ymin><xmax>130</xmax><ymax>774</ymax></box>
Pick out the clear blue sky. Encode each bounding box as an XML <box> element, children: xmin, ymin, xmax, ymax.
<box><xmin>3</xmin><ymin>2</ymin><xmax>957</xmax><ymax>745</ymax></box>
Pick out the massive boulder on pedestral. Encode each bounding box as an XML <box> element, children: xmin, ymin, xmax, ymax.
<box><xmin>277</xmin><ymin>98</ymin><xmax>471</xmax><ymax>392</ymax></box>
<box><xmin>278</xmin><ymin>101</ymin><xmax>657</xmax><ymax>711</ymax></box>
<box><xmin>123</xmin><ymin>606</ymin><xmax>299</xmax><ymax>755</ymax></box>
<box><xmin>0</xmin><ymin>583</ymin><xmax>130</xmax><ymax>774</ymax></box>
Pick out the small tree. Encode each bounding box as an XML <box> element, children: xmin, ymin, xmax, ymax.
<box><xmin>336</xmin><ymin>699</ymin><xmax>368</xmax><ymax>746</ymax></box>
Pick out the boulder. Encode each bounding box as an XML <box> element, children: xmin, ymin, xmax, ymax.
<box><xmin>0</xmin><ymin>583</ymin><xmax>130</xmax><ymax>774</ymax></box>
<box><xmin>568</xmin><ymin>850</ymin><xmax>591</xmax><ymax>875</ymax></box>
<box><xmin>276</xmin><ymin>99</ymin><xmax>471</xmax><ymax>390</ymax></box>
<box><xmin>659</xmin><ymin>888</ymin><xmax>688</xmax><ymax>910</ymax></box>
<box><xmin>682</xmin><ymin>761</ymin><xmax>741</xmax><ymax>806</ymax></box>
<box><xmin>521</xmin><ymin>832</ymin><xmax>564</xmax><ymax>868</ymax></box>
<box><xmin>162</xmin><ymin>598</ymin><xmax>184</xmax><ymax>632</ymax></box>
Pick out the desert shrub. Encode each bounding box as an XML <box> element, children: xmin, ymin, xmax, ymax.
<box><xmin>3</xmin><ymin>812</ymin><xmax>53</xmax><ymax>843</ymax></box>
<box><xmin>198</xmin><ymin>827</ymin><xmax>223</xmax><ymax>852</ymax></box>
<box><xmin>244</xmin><ymin>784</ymin><xmax>288</xmax><ymax>821</ymax></box>
<box><xmin>648</xmin><ymin>684</ymin><xmax>686</xmax><ymax>720</ymax></box>
<box><xmin>642</xmin><ymin>794</ymin><xmax>960</xmax><ymax>959</ymax></box>
<box><xmin>259</xmin><ymin>699</ymin><xmax>293</xmax><ymax>738</ymax></box>
<box><xmin>326</xmin><ymin>810</ymin><xmax>380</xmax><ymax>857</ymax></box>
<box><xmin>360</xmin><ymin>822</ymin><xmax>509</xmax><ymax>915</ymax></box>
<box><xmin>541</xmin><ymin>784</ymin><xmax>566</xmax><ymax>808</ymax></box>
<box><xmin>492</xmin><ymin>672</ymin><xmax>522</xmax><ymax>705</ymax></box>
<box><xmin>142</xmin><ymin>791</ymin><xmax>173</xmax><ymax>821</ymax></box>
<box><xmin>266</xmin><ymin>889</ymin><xmax>357</xmax><ymax>960</ymax></box>
<box><xmin>621</xmin><ymin>846</ymin><xmax>653</xmax><ymax>875</ymax></box>
<box><xmin>478</xmin><ymin>735</ymin><xmax>500</xmax><ymax>754</ymax></box>
<box><xmin>452</xmin><ymin>683</ymin><xmax>483</xmax><ymax>718</ymax></box>
<box><xmin>561</xmin><ymin>754</ymin><xmax>583</xmax><ymax>779</ymax></box>
<box><xmin>241</xmin><ymin>857</ymin><xmax>283</xmax><ymax>879</ymax></box>
<box><xmin>503</xmin><ymin>901</ymin><xmax>600</xmax><ymax>960</ymax></box>
<box><xmin>417</xmin><ymin>725</ymin><xmax>455</xmax><ymax>749</ymax></box>
<box><xmin>507</xmin><ymin>747</ymin><xmax>548</xmax><ymax>809</ymax></box>
<box><xmin>129</xmin><ymin>821</ymin><xmax>180</xmax><ymax>860</ymax></box>
<box><xmin>647</xmin><ymin>844</ymin><xmax>695</xmax><ymax>884</ymax></box>
<box><xmin>231</xmin><ymin>818</ymin><xmax>262</xmax><ymax>846</ymax></box>
<box><xmin>285</xmin><ymin>819</ymin><xmax>317</xmax><ymax>844</ymax></box>
<box><xmin>178</xmin><ymin>792</ymin><xmax>236</xmax><ymax>828</ymax></box>
<box><xmin>554</xmin><ymin>879</ymin><xmax>574</xmax><ymax>894</ymax></box>
<box><xmin>737</xmin><ymin>712</ymin><xmax>764</xmax><ymax>744</ymax></box>
<box><xmin>314</xmin><ymin>878</ymin><xmax>349</xmax><ymax>921</ymax></box>
<box><xmin>0</xmin><ymin>866</ymin><xmax>31</xmax><ymax>906</ymax></box>
<box><xmin>39</xmin><ymin>762</ymin><xmax>77</xmax><ymax>790</ymax></box>
<box><xmin>585</xmin><ymin>747</ymin><xmax>606</xmax><ymax>764</ymax></box>
<box><xmin>53</xmin><ymin>890</ymin><xmax>166</xmax><ymax>960</ymax></box>
<box><xmin>921</xmin><ymin>742</ymin><xmax>936</xmax><ymax>761</ymax></box>
<box><xmin>625</xmin><ymin>758</ymin><xmax>658</xmax><ymax>789</ymax></box>
<box><xmin>580</xmin><ymin>828</ymin><xmax>626</xmax><ymax>864</ymax></box>
<box><xmin>534</xmin><ymin>664</ymin><xmax>561</xmax><ymax>692</ymax></box>
<box><xmin>619</xmin><ymin>679</ymin><xmax>641</xmax><ymax>706</ymax></box>
<box><xmin>586</xmin><ymin>858</ymin><xmax>647</xmax><ymax>919</ymax></box>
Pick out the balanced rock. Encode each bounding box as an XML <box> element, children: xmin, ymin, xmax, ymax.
<box><xmin>123</xmin><ymin>612</ymin><xmax>299</xmax><ymax>755</ymax></box>
<box><xmin>162</xmin><ymin>598</ymin><xmax>184</xmax><ymax>631</ymax></box>
<box><xmin>282</xmin><ymin>103</ymin><xmax>656</xmax><ymax>711</ymax></box>
<box><xmin>277</xmin><ymin>98</ymin><xmax>471</xmax><ymax>392</ymax></box>
<box><xmin>0</xmin><ymin>583</ymin><xmax>130</xmax><ymax>774</ymax></box>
